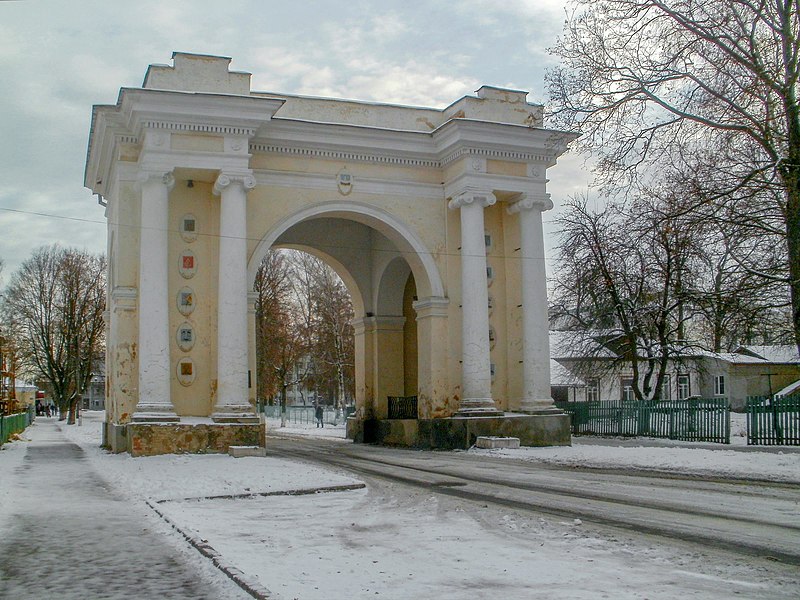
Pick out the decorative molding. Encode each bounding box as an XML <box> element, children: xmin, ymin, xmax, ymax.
<box><xmin>413</xmin><ymin>296</ymin><xmax>450</xmax><ymax>320</ymax></box>
<box><xmin>142</xmin><ymin>120</ymin><xmax>257</xmax><ymax>137</ymax></box>
<box><xmin>251</xmin><ymin>144</ymin><xmax>554</xmax><ymax>170</ymax></box>
<box><xmin>116</xmin><ymin>134</ymin><xmax>139</xmax><ymax>145</ymax></box>
<box><xmin>111</xmin><ymin>286</ymin><xmax>137</xmax><ymax>312</ymax></box>
<box><xmin>471</xmin><ymin>156</ymin><xmax>487</xmax><ymax>172</ymax></box>
<box><xmin>441</xmin><ymin>147</ymin><xmax>554</xmax><ymax>167</ymax></box>
<box><xmin>249</xmin><ymin>143</ymin><xmax>440</xmax><ymax>169</ymax></box>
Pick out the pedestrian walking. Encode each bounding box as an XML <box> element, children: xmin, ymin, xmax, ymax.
<box><xmin>315</xmin><ymin>404</ymin><xmax>324</xmax><ymax>428</ymax></box>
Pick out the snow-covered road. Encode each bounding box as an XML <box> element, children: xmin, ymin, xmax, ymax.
<box><xmin>2</xmin><ymin>413</ymin><xmax>798</xmax><ymax>600</ymax></box>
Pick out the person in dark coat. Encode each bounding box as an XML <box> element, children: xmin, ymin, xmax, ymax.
<box><xmin>315</xmin><ymin>404</ymin><xmax>324</xmax><ymax>428</ymax></box>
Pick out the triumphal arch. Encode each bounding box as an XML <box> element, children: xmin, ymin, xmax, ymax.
<box><xmin>85</xmin><ymin>53</ymin><xmax>575</xmax><ymax>455</ymax></box>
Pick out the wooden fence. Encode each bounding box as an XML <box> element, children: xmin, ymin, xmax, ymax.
<box><xmin>746</xmin><ymin>395</ymin><xmax>800</xmax><ymax>446</ymax></box>
<box><xmin>555</xmin><ymin>398</ymin><xmax>730</xmax><ymax>443</ymax></box>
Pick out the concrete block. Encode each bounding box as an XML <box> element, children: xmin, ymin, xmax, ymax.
<box><xmin>228</xmin><ymin>445</ymin><xmax>267</xmax><ymax>458</ymax></box>
<box><xmin>475</xmin><ymin>436</ymin><xmax>520</xmax><ymax>449</ymax></box>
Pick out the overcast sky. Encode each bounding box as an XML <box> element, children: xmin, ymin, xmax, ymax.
<box><xmin>0</xmin><ymin>0</ymin><xmax>590</xmax><ymax>279</ymax></box>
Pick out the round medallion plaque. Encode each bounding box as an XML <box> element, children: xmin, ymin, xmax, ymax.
<box><xmin>176</xmin><ymin>321</ymin><xmax>195</xmax><ymax>352</ymax></box>
<box><xmin>180</xmin><ymin>213</ymin><xmax>198</xmax><ymax>243</ymax></box>
<box><xmin>177</xmin><ymin>286</ymin><xmax>196</xmax><ymax>316</ymax></box>
<box><xmin>178</xmin><ymin>249</ymin><xmax>197</xmax><ymax>279</ymax></box>
<box><xmin>176</xmin><ymin>357</ymin><xmax>196</xmax><ymax>386</ymax></box>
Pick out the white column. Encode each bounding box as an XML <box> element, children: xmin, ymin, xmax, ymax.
<box><xmin>213</xmin><ymin>172</ymin><xmax>256</xmax><ymax>420</ymax></box>
<box><xmin>509</xmin><ymin>193</ymin><xmax>559</xmax><ymax>413</ymax></box>
<box><xmin>134</xmin><ymin>171</ymin><xmax>178</xmax><ymax>420</ymax></box>
<box><xmin>448</xmin><ymin>190</ymin><xmax>502</xmax><ymax>416</ymax></box>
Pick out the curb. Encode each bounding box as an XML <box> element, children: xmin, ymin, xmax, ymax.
<box><xmin>145</xmin><ymin>483</ymin><xmax>367</xmax><ymax>599</ymax></box>
<box><xmin>146</xmin><ymin>499</ymin><xmax>274</xmax><ymax>599</ymax></box>
<box><xmin>155</xmin><ymin>482</ymin><xmax>366</xmax><ymax>504</ymax></box>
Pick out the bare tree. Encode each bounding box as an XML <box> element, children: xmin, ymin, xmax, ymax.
<box><xmin>3</xmin><ymin>246</ymin><xmax>106</xmax><ymax>424</ymax></box>
<box><xmin>292</xmin><ymin>253</ymin><xmax>355</xmax><ymax>419</ymax></box>
<box><xmin>687</xmin><ymin>232</ymin><xmax>792</xmax><ymax>350</ymax></box>
<box><xmin>254</xmin><ymin>249</ymin><xmax>355</xmax><ymax>423</ymax></box>
<box><xmin>552</xmin><ymin>193</ymin><xmax>698</xmax><ymax>401</ymax></box>
<box><xmin>547</xmin><ymin>0</ymin><xmax>800</xmax><ymax>348</ymax></box>
<box><xmin>253</xmin><ymin>250</ymin><xmax>309</xmax><ymax>425</ymax></box>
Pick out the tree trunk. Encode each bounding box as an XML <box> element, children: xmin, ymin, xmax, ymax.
<box><xmin>785</xmin><ymin>166</ymin><xmax>800</xmax><ymax>355</ymax></box>
<box><xmin>280</xmin><ymin>385</ymin><xmax>287</xmax><ymax>428</ymax></box>
<box><xmin>67</xmin><ymin>397</ymin><xmax>78</xmax><ymax>425</ymax></box>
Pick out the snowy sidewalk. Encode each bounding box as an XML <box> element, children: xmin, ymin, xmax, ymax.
<box><xmin>0</xmin><ymin>418</ymin><xmax>244</xmax><ymax>600</ymax></box>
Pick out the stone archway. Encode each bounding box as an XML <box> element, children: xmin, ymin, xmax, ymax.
<box><xmin>86</xmin><ymin>52</ymin><xmax>576</xmax><ymax>455</ymax></box>
<box><xmin>248</xmin><ymin>206</ymin><xmax>438</xmax><ymax>425</ymax></box>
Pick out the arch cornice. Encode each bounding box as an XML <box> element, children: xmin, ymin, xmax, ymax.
<box><xmin>247</xmin><ymin>201</ymin><xmax>445</xmax><ymax>300</ymax></box>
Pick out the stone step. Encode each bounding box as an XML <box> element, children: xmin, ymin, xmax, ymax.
<box><xmin>475</xmin><ymin>436</ymin><xmax>520</xmax><ymax>449</ymax></box>
<box><xmin>228</xmin><ymin>445</ymin><xmax>267</xmax><ymax>458</ymax></box>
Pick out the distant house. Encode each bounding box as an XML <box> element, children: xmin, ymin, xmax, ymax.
<box><xmin>550</xmin><ymin>332</ymin><xmax>800</xmax><ymax>410</ymax></box>
<box><xmin>693</xmin><ymin>346</ymin><xmax>800</xmax><ymax>410</ymax></box>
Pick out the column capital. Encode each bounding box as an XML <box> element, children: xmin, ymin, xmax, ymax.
<box><xmin>413</xmin><ymin>296</ymin><xmax>450</xmax><ymax>320</ymax></box>
<box><xmin>214</xmin><ymin>172</ymin><xmax>257</xmax><ymax>196</ymax></box>
<box><xmin>135</xmin><ymin>170</ymin><xmax>175</xmax><ymax>192</ymax></box>
<box><xmin>507</xmin><ymin>192</ymin><xmax>553</xmax><ymax>214</ymax></box>
<box><xmin>448</xmin><ymin>189</ymin><xmax>496</xmax><ymax>210</ymax></box>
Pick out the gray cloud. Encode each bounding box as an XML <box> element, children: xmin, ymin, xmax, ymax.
<box><xmin>0</xmin><ymin>0</ymin><xmax>587</xmax><ymax>276</ymax></box>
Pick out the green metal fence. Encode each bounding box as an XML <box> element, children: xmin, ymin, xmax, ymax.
<box><xmin>746</xmin><ymin>395</ymin><xmax>800</xmax><ymax>446</ymax></box>
<box><xmin>1</xmin><ymin>408</ymin><xmax>34</xmax><ymax>446</ymax></box>
<box><xmin>555</xmin><ymin>398</ymin><xmax>730</xmax><ymax>443</ymax></box>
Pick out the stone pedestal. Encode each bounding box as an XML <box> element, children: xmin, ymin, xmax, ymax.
<box><xmin>126</xmin><ymin>421</ymin><xmax>264</xmax><ymax>457</ymax></box>
<box><xmin>348</xmin><ymin>413</ymin><xmax>571</xmax><ymax>450</ymax></box>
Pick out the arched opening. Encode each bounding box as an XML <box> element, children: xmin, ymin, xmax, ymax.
<box><xmin>252</xmin><ymin>248</ymin><xmax>356</xmax><ymax>427</ymax></box>
<box><xmin>248</xmin><ymin>208</ymin><xmax>434</xmax><ymax>426</ymax></box>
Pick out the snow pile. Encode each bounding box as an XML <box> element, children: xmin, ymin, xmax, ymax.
<box><xmin>470</xmin><ymin>443</ymin><xmax>800</xmax><ymax>483</ymax></box>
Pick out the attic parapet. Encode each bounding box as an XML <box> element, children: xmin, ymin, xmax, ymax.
<box><xmin>143</xmin><ymin>52</ymin><xmax>252</xmax><ymax>95</ymax></box>
<box><xmin>444</xmin><ymin>86</ymin><xmax>544</xmax><ymax>128</ymax></box>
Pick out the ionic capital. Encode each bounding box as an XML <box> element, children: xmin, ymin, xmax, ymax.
<box><xmin>507</xmin><ymin>192</ymin><xmax>553</xmax><ymax>214</ymax></box>
<box><xmin>448</xmin><ymin>190</ymin><xmax>496</xmax><ymax>210</ymax></box>
<box><xmin>135</xmin><ymin>170</ymin><xmax>175</xmax><ymax>192</ymax></box>
<box><xmin>213</xmin><ymin>172</ymin><xmax>257</xmax><ymax>196</ymax></box>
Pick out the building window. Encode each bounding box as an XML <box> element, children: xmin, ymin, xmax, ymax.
<box><xmin>484</xmin><ymin>233</ymin><xmax>492</xmax><ymax>249</ymax></box>
<box><xmin>661</xmin><ymin>375</ymin><xmax>671</xmax><ymax>401</ymax></box>
<box><xmin>677</xmin><ymin>374</ymin><xmax>690</xmax><ymax>400</ymax></box>
<box><xmin>586</xmin><ymin>379</ymin><xmax>600</xmax><ymax>403</ymax></box>
<box><xmin>621</xmin><ymin>377</ymin><xmax>635</xmax><ymax>402</ymax></box>
<box><xmin>714</xmin><ymin>375</ymin><xmax>725</xmax><ymax>396</ymax></box>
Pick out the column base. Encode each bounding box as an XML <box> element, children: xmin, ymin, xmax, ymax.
<box><xmin>455</xmin><ymin>398</ymin><xmax>504</xmax><ymax>417</ymax></box>
<box><xmin>132</xmin><ymin>409</ymin><xmax>180</xmax><ymax>423</ymax></box>
<box><xmin>518</xmin><ymin>398</ymin><xmax>563</xmax><ymax>415</ymax></box>
<box><xmin>212</xmin><ymin>408</ymin><xmax>259</xmax><ymax>424</ymax></box>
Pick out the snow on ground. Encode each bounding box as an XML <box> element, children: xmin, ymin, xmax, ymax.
<box><xmin>469</xmin><ymin>412</ymin><xmax>800</xmax><ymax>483</ymax></box>
<box><xmin>266</xmin><ymin>411</ymin><xmax>800</xmax><ymax>484</ymax></box>
<box><xmin>5</xmin><ymin>412</ymin><xmax>797</xmax><ymax>599</ymax></box>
